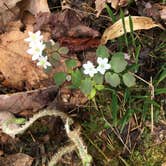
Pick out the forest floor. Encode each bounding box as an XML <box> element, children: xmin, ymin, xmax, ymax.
<box><xmin>0</xmin><ymin>0</ymin><xmax>166</xmax><ymax>166</ymax></box>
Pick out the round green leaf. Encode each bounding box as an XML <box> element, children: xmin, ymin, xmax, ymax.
<box><xmin>51</xmin><ymin>52</ymin><xmax>61</xmax><ymax>61</ymax></box>
<box><xmin>93</xmin><ymin>73</ymin><xmax>103</xmax><ymax>85</ymax></box>
<box><xmin>80</xmin><ymin>78</ymin><xmax>93</xmax><ymax>95</ymax></box>
<box><xmin>105</xmin><ymin>72</ymin><xmax>120</xmax><ymax>87</ymax></box>
<box><xmin>54</xmin><ymin>72</ymin><xmax>67</xmax><ymax>87</ymax></box>
<box><xmin>65</xmin><ymin>59</ymin><xmax>77</xmax><ymax>69</ymax></box>
<box><xmin>71</xmin><ymin>69</ymin><xmax>82</xmax><ymax>88</ymax></box>
<box><xmin>122</xmin><ymin>72</ymin><xmax>136</xmax><ymax>87</ymax></box>
<box><xmin>58</xmin><ymin>47</ymin><xmax>69</xmax><ymax>54</ymax></box>
<box><xmin>96</xmin><ymin>45</ymin><xmax>110</xmax><ymax>58</ymax></box>
<box><xmin>111</xmin><ymin>52</ymin><xmax>127</xmax><ymax>73</ymax></box>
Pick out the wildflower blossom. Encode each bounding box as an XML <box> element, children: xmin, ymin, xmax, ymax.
<box><xmin>24</xmin><ymin>31</ymin><xmax>43</xmax><ymax>45</ymax></box>
<box><xmin>96</xmin><ymin>57</ymin><xmax>111</xmax><ymax>74</ymax></box>
<box><xmin>83</xmin><ymin>61</ymin><xmax>97</xmax><ymax>77</ymax></box>
<box><xmin>37</xmin><ymin>56</ymin><xmax>51</xmax><ymax>69</ymax></box>
<box><xmin>27</xmin><ymin>42</ymin><xmax>45</xmax><ymax>61</ymax></box>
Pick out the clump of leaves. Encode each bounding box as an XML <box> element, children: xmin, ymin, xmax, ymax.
<box><xmin>54</xmin><ymin>44</ymin><xmax>136</xmax><ymax>100</ymax></box>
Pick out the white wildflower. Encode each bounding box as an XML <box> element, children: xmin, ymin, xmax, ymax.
<box><xmin>37</xmin><ymin>56</ymin><xmax>51</xmax><ymax>69</ymax></box>
<box><xmin>24</xmin><ymin>31</ymin><xmax>43</xmax><ymax>45</ymax></box>
<box><xmin>96</xmin><ymin>57</ymin><xmax>111</xmax><ymax>75</ymax></box>
<box><xmin>83</xmin><ymin>61</ymin><xmax>97</xmax><ymax>77</ymax></box>
<box><xmin>27</xmin><ymin>42</ymin><xmax>45</xmax><ymax>61</ymax></box>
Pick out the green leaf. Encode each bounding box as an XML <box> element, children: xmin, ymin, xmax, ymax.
<box><xmin>71</xmin><ymin>69</ymin><xmax>81</xmax><ymax>88</ymax></box>
<box><xmin>155</xmin><ymin>88</ymin><xmax>166</xmax><ymax>95</ymax></box>
<box><xmin>105</xmin><ymin>72</ymin><xmax>120</xmax><ymax>87</ymax></box>
<box><xmin>65</xmin><ymin>59</ymin><xmax>77</xmax><ymax>69</ymax></box>
<box><xmin>120</xmin><ymin>109</ymin><xmax>134</xmax><ymax>133</ymax></box>
<box><xmin>13</xmin><ymin>118</ymin><xmax>26</xmax><ymax>125</ymax></box>
<box><xmin>122</xmin><ymin>72</ymin><xmax>136</xmax><ymax>87</ymax></box>
<box><xmin>80</xmin><ymin>78</ymin><xmax>93</xmax><ymax>95</ymax></box>
<box><xmin>54</xmin><ymin>72</ymin><xmax>66</xmax><ymax>87</ymax></box>
<box><xmin>157</xmin><ymin>69</ymin><xmax>166</xmax><ymax>85</ymax></box>
<box><xmin>96</xmin><ymin>45</ymin><xmax>110</xmax><ymax>58</ymax></box>
<box><xmin>58</xmin><ymin>47</ymin><xmax>69</xmax><ymax>54</ymax></box>
<box><xmin>88</xmin><ymin>88</ymin><xmax>96</xmax><ymax>99</ymax></box>
<box><xmin>94</xmin><ymin>85</ymin><xmax>104</xmax><ymax>91</ymax></box>
<box><xmin>51</xmin><ymin>52</ymin><xmax>61</xmax><ymax>61</ymax></box>
<box><xmin>93</xmin><ymin>73</ymin><xmax>103</xmax><ymax>85</ymax></box>
<box><xmin>111</xmin><ymin>52</ymin><xmax>127</xmax><ymax>73</ymax></box>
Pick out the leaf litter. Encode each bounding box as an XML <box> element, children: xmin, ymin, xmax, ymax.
<box><xmin>0</xmin><ymin>0</ymin><xmax>166</xmax><ymax>165</ymax></box>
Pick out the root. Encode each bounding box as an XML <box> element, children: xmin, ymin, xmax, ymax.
<box><xmin>2</xmin><ymin>109</ymin><xmax>92</xmax><ymax>166</ymax></box>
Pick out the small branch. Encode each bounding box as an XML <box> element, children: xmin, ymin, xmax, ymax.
<box><xmin>150</xmin><ymin>77</ymin><xmax>154</xmax><ymax>133</ymax></box>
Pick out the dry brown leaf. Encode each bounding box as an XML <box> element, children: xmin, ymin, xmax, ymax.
<box><xmin>162</xmin><ymin>162</ymin><xmax>166</xmax><ymax>166</ymax></box>
<box><xmin>18</xmin><ymin>0</ymin><xmax>50</xmax><ymax>15</ymax></box>
<box><xmin>159</xmin><ymin>6</ymin><xmax>166</xmax><ymax>20</ymax></box>
<box><xmin>0</xmin><ymin>0</ymin><xmax>22</xmax><ymax>13</ymax></box>
<box><xmin>0</xmin><ymin>86</ymin><xmax>57</xmax><ymax>113</ymax></box>
<box><xmin>0</xmin><ymin>21</ymin><xmax>81</xmax><ymax>90</ymax></box>
<box><xmin>95</xmin><ymin>0</ymin><xmax>106</xmax><ymax>17</ymax></box>
<box><xmin>0</xmin><ymin>153</ymin><xmax>33</xmax><ymax>166</ymax></box>
<box><xmin>0</xmin><ymin>25</ymin><xmax>51</xmax><ymax>89</ymax></box>
<box><xmin>95</xmin><ymin>0</ymin><xmax>128</xmax><ymax>17</ymax></box>
<box><xmin>101</xmin><ymin>16</ymin><xmax>164</xmax><ymax>44</ymax></box>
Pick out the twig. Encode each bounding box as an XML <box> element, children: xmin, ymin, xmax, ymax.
<box><xmin>150</xmin><ymin>77</ymin><xmax>154</xmax><ymax>133</ymax></box>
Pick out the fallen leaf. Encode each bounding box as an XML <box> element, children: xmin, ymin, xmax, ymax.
<box><xmin>18</xmin><ymin>0</ymin><xmax>50</xmax><ymax>15</ymax></box>
<box><xmin>0</xmin><ymin>0</ymin><xmax>22</xmax><ymax>13</ymax></box>
<box><xmin>34</xmin><ymin>10</ymin><xmax>100</xmax><ymax>39</ymax></box>
<box><xmin>58</xmin><ymin>37</ymin><xmax>100</xmax><ymax>52</ymax></box>
<box><xmin>101</xmin><ymin>16</ymin><xmax>164</xmax><ymax>44</ymax></box>
<box><xmin>0</xmin><ymin>6</ymin><xmax>20</xmax><ymax>33</ymax></box>
<box><xmin>0</xmin><ymin>86</ymin><xmax>57</xmax><ymax>113</ymax></box>
<box><xmin>159</xmin><ymin>6</ymin><xmax>166</xmax><ymax>20</ymax></box>
<box><xmin>0</xmin><ymin>25</ymin><xmax>50</xmax><ymax>89</ymax></box>
<box><xmin>95</xmin><ymin>0</ymin><xmax>106</xmax><ymax>17</ymax></box>
<box><xmin>53</xmin><ymin>84</ymin><xmax>88</xmax><ymax>110</ymax></box>
<box><xmin>95</xmin><ymin>0</ymin><xmax>128</xmax><ymax>17</ymax></box>
<box><xmin>162</xmin><ymin>162</ymin><xmax>166</xmax><ymax>166</ymax></box>
<box><xmin>0</xmin><ymin>111</ymin><xmax>18</xmax><ymax>129</ymax></box>
<box><xmin>0</xmin><ymin>153</ymin><xmax>33</xmax><ymax>166</ymax></box>
<box><xmin>111</xmin><ymin>0</ymin><xmax>128</xmax><ymax>9</ymax></box>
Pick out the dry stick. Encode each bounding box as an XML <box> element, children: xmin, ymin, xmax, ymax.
<box><xmin>133</xmin><ymin>73</ymin><xmax>155</xmax><ymax>133</ymax></box>
<box><xmin>2</xmin><ymin>109</ymin><xmax>92</xmax><ymax>166</ymax></box>
<box><xmin>150</xmin><ymin>77</ymin><xmax>154</xmax><ymax>133</ymax></box>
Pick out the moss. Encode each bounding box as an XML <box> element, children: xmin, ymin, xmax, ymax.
<box><xmin>129</xmin><ymin>141</ymin><xmax>166</xmax><ymax>166</ymax></box>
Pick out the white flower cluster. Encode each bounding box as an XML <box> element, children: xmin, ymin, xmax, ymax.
<box><xmin>83</xmin><ymin>57</ymin><xmax>111</xmax><ymax>77</ymax></box>
<box><xmin>25</xmin><ymin>31</ymin><xmax>51</xmax><ymax>69</ymax></box>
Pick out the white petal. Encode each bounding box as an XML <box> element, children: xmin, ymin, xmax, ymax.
<box><xmin>32</xmin><ymin>54</ymin><xmax>40</xmax><ymax>61</ymax></box>
<box><xmin>103</xmin><ymin>58</ymin><xmax>108</xmax><ymax>64</ymax></box>
<box><xmin>105</xmin><ymin>64</ymin><xmax>111</xmax><ymax>69</ymax></box>
<box><xmin>97</xmin><ymin>57</ymin><xmax>102</xmax><ymax>64</ymax></box>
<box><xmin>27</xmin><ymin>49</ymin><xmax>33</xmax><ymax>55</ymax></box>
